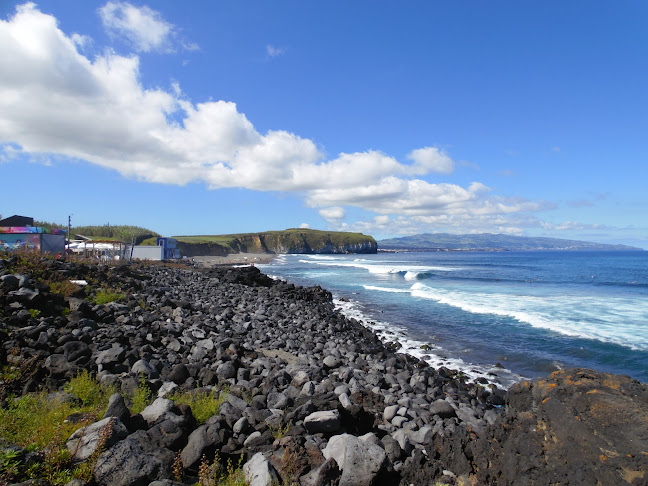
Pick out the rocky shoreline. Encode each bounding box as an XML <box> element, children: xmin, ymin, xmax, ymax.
<box><xmin>1</xmin><ymin>257</ymin><xmax>647</xmax><ymax>485</ymax></box>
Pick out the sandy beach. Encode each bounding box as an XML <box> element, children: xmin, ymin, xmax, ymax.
<box><xmin>192</xmin><ymin>252</ymin><xmax>276</xmax><ymax>266</ymax></box>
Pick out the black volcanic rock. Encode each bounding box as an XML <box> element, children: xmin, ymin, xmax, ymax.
<box><xmin>2</xmin><ymin>258</ymin><xmax>647</xmax><ymax>486</ymax></box>
<box><xmin>401</xmin><ymin>368</ymin><xmax>648</xmax><ymax>485</ymax></box>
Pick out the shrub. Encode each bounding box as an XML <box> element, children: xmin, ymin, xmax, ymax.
<box><xmin>49</xmin><ymin>280</ymin><xmax>81</xmax><ymax>298</ymax></box>
<box><xmin>94</xmin><ymin>289</ymin><xmax>125</xmax><ymax>305</ymax></box>
<box><xmin>130</xmin><ymin>375</ymin><xmax>153</xmax><ymax>414</ymax></box>
<box><xmin>0</xmin><ymin>373</ymin><xmax>115</xmax><ymax>485</ymax></box>
<box><xmin>269</xmin><ymin>423</ymin><xmax>290</xmax><ymax>439</ymax></box>
<box><xmin>170</xmin><ymin>385</ymin><xmax>228</xmax><ymax>424</ymax></box>
<box><xmin>64</xmin><ymin>370</ymin><xmax>115</xmax><ymax>410</ymax></box>
<box><xmin>198</xmin><ymin>452</ymin><xmax>247</xmax><ymax>486</ymax></box>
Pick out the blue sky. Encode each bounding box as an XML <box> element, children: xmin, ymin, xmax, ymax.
<box><xmin>1</xmin><ymin>1</ymin><xmax>646</xmax><ymax>248</ymax></box>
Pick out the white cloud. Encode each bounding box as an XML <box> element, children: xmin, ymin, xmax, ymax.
<box><xmin>99</xmin><ymin>2</ymin><xmax>195</xmax><ymax>53</ymax></box>
<box><xmin>319</xmin><ymin>207</ymin><xmax>345</xmax><ymax>222</ymax></box>
<box><xmin>71</xmin><ymin>33</ymin><xmax>92</xmax><ymax>50</ymax></box>
<box><xmin>299</xmin><ymin>222</ymin><xmax>310</xmax><ymax>229</ymax></box>
<box><xmin>266</xmin><ymin>45</ymin><xmax>286</xmax><ymax>58</ymax></box>
<box><xmin>0</xmin><ymin>4</ymin><xmax>554</xmax><ymax>237</ymax></box>
<box><xmin>543</xmin><ymin>221</ymin><xmax>603</xmax><ymax>231</ymax></box>
<box><xmin>407</xmin><ymin>147</ymin><xmax>454</xmax><ymax>175</ymax></box>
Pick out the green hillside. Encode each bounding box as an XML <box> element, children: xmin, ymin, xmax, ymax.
<box><xmin>378</xmin><ymin>233</ymin><xmax>642</xmax><ymax>251</ymax></box>
<box><xmin>35</xmin><ymin>222</ymin><xmax>160</xmax><ymax>245</ymax></box>
<box><xmin>161</xmin><ymin>229</ymin><xmax>377</xmax><ymax>256</ymax></box>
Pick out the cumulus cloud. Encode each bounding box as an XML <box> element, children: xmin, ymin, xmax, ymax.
<box><xmin>99</xmin><ymin>1</ymin><xmax>196</xmax><ymax>53</ymax></box>
<box><xmin>407</xmin><ymin>147</ymin><xmax>454</xmax><ymax>175</ymax></box>
<box><xmin>319</xmin><ymin>207</ymin><xmax>345</xmax><ymax>222</ymax></box>
<box><xmin>299</xmin><ymin>222</ymin><xmax>310</xmax><ymax>229</ymax></box>
<box><xmin>0</xmin><ymin>4</ymin><xmax>551</xmax><ymax>236</ymax></box>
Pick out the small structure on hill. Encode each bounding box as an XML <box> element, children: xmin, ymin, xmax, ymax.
<box><xmin>0</xmin><ymin>215</ymin><xmax>34</xmax><ymax>227</ymax></box>
<box><xmin>0</xmin><ymin>215</ymin><xmax>66</xmax><ymax>254</ymax></box>
<box><xmin>128</xmin><ymin>238</ymin><xmax>180</xmax><ymax>261</ymax></box>
<box><xmin>67</xmin><ymin>239</ymin><xmax>127</xmax><ymax>260</ymax></box>
<box><xmin>158</xmin><ymin>237</ymin><xmax>180</xmax><ymax>259</ymax></box>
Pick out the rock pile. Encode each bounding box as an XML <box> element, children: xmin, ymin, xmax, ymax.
<box><xmin>1</xmin><ymin>257</ymin><xmax>646</xmax><ymax>485</ymax></box>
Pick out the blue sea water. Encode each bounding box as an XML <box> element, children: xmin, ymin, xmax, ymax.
<box><xmin>259</xmin><ymin>251</ymin><xmax>648</xmax><ymax>387</ymax></box>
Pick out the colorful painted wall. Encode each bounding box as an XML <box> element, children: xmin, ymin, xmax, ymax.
<box><xmin>0</xmin><ymin>227</ymin><xmax>66</xmax><ymax>253</ymax></box>
<box><xmin>0</xmin><ymin>233</ymin><xmax>41</xmax><ymax>251</ymax></box>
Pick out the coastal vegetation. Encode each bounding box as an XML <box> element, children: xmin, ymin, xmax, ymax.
<box><xmin>143</xmin><ymin>228</ymin><xmax>378</xmax><ymax>255</ymax></box>
<box><xmin>0</xmin><ymin>366</ymin><xmax>234</xmax><ymax>485</ymax></box>
<box><xmin>33</xmin><ymin>222</ymin><xmax>160</xmax><ymax>245</ymax></box>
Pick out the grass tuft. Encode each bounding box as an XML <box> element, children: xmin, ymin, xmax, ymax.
<box><xmin>130</xmin><ymin>374</ymin><xmax>153</xmax><ymax>414</ymax></box>
<box><xmin>64</xmin><ymin>370</ymin><xmax>116</xmax><ymax>410</ymax></box>
<box><xmin>171</xmin><ymin>385</ymin><xmax>228</xmax><ymax>424</ymax></box>
<box><xmin>0</xmin><ymin>372</ymin><xmax>114</xmax><ymax>485</ymax></box>
<box><xmin>94</xmin><ymin>289</ymin><xmax>125</xmax><ymax>305</ymax></box>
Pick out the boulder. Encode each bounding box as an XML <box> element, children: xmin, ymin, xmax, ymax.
<box><xmin>44</xmin><ymin>354</ymin><xmax>78</xmax><ymax>378</ymax></box>
<box><xmin>304</xmin><ymin>410</ymin><xmax>341</xmax><ymax>434</ymax></box>
<box><xmin>299</xmin><ymin>457</ymin><xmax>341</xmax><ymax>486</ymax></box>
<box><xmin>243</xmin><ymin>452</ymin><xmax>278</xmax><ymax>486</ymax></box>
<box><xmin>102</xmin><ymin>393</ymin><xmax>130</xmax><ymax>422</ymax></box>
<box><xmin>93</xmin><ymin>430</ymin><xmax>173</xmax><ymax>486</ymax></box>
<box><xmin>167</xmin><ymin>364</ymin><xmax>190</xmax><ymax>384</ymax></box>
<box><xmin>140</xmin><ymin>398</ymin><xmax>175</xmax><ymax>425</ymax></box>
<box><xmin>181</xmin><ymin>422</ymin><xmax>225</xmax><ymax>469</ymax></box>
<box><xmin>430</xmin><ymin>400</ymin><xmax>456</xmax><ymax>419</ymax></box>
<box><xmin>66</xmin><ymin>417</ymin><xmax>128</xmax><ymax>463</ymax></box>
<box><xmin>95</xmin><ymin>344</ymin><xmax>126</xmax><ymax>368</ymax></box>
<box><xmin>323</xmin><ymin>356</ymin><xmax>341</xmax><ymax>369</ymax></box>
<box><xmin>216</xmin><ymin>361</ymin><xmax>237</xmax><ymax>380</ymax></box>
<box><xmin>131</xmin><ymin>359</ymin><xmax>159</xmax><ymax>379</ymax></box>
<box><xmin>322</xmin><ymin>433</ymin><xmax>390</xmax><ymax>486</ymax></box>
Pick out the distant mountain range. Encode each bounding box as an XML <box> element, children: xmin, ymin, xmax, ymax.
<box><xmin>378</xmin><ymin>233</ymin><xmax>643</xmax><ymax>252</ymax></box>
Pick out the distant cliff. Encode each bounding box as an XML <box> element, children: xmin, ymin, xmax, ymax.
<box><xmin>171</xmin><ymin>229</ymin><xmax>377</xmax><ymax>256</ymax></box>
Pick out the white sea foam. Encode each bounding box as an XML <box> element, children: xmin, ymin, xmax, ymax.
<box><xmin>299</xmin><ymin>258</ymin><xmax>461</xmax><ymax>279</ymax></box>
<box><xmin>409</xmin><ymin>282</ymin><xmax>648</xmax><ymax>351</ymax></box>
<box><xmin>333</xmin><ymin>297</ymin><xmax>522</xmax><ymax>388</ymax></box>
<box><xmin>363</xmin><ymin>285</ymin><xmax>410</xmax><ymax>293</ymax></box>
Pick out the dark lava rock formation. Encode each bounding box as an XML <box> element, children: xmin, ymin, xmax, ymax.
<box><xmin>1</xmin><ymin>256</ymin><xmax>647</xmax><ymax>485</ymax></box>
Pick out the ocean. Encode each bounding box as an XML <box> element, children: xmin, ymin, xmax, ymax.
<box><xmin>259</xmin><ymin>251</ymin><xmax>648</xmax><ymax>388</ymax></box>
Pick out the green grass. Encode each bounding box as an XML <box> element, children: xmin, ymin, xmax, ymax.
<box><xmin>64</xmin><ymin>370</ymin><xmax>116</xmax><ymax>408</ymax></box>
<box><xmin>129</xmin><ymin>375</ymin><xmax>153</xmax><ymax>414</ymax></box>
<box><xmin>171</xmin><ymin>386</ymin><xmax>228</xmax><ymax>424</ymax></box>
<box><xmin>93</xmin><ymin>289</ymin><xmax>125</xmax><ymax>305</ymax></box>
<box><xmin>0</xmin><ymin>372</ymin><xmax>115</xmax><ymax>485</ymax></box>
<box><xmin>269</xmin><ymin>423</ymin><xmax>290</xmax><ymax>440</ymax></box>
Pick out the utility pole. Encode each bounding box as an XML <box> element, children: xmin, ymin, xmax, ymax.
<box><xmin>67</xmin><ymin>215</ymin><xmax>71</xmax><ymax>256</ymax></box>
